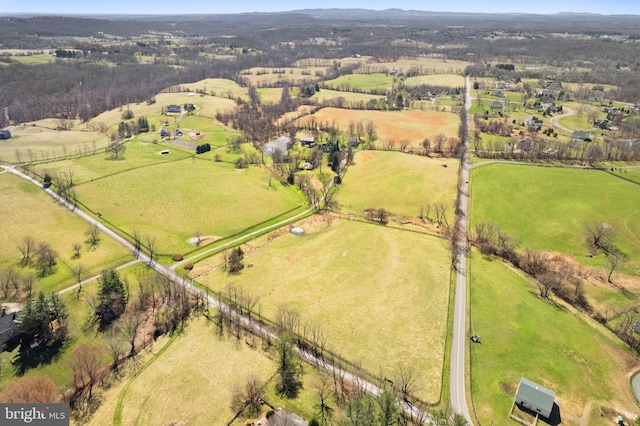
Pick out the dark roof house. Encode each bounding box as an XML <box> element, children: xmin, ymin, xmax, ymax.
<box><xmin>300</xmin><ymin>136</ymin><xmax>316</xmax><ymax>147</ymax></box>
<box><xmin>166</xmin><ymin>105</ymin><xmax>181</xmax><ymax>114</ymax></box>
<box><xmin>514</xmin><ymin>377</ymin><xmax>556</xmax><ymax>419</ymax></box>
<box><xmin>0</xmin><ymin>307</ymin><xmax>21</xmax><ymax>349</ymax></box>
<box><xmin>0</xmin><ymin>130</ymin><xmax>11</xmax><ymax>139</ymax></box>
<box><xmin>490</xmin><ymin>101</ymin><xmax>504</xmax><ymax>110</ymax></box>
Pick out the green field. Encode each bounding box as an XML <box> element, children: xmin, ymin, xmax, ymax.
<box><xmin>11</xmin><ymin>54</ymin><xmax>56</xmax><ymax>65</ymax></box>
<box><xmin>312</xmin><ymin>89</ymin><xmax>384</xmax><ymax>104</ymax></box>
<box><xmin>74</xmin><ymin>159</ymin><xmax>306</xmax><ymax>255</ymax></box>
<box><xmin>0</xmin><ymin>123</ymin><xmax>108</xmax><ymax>164</ymax></box>
<box><xmin>403</xmin><ymin>74</ymin><xmax>465</xmax><ymax>88</ymax></box>
<box><xmin>31</xmin><ymin>140</ymin><xmax>192</xmax><ymax>185</ymax></box>
<box><xmin>469</xmin><ymin>254</ymin><xmax>639</xmax><ymax>425</ymax></box>
<box><xmin>338</xmin><ymin>150</ymin><xmax>458</xmax><ymax>223</ymax></box>
<box><xmin>196</xmin><ymin>218</ymin><xmax>452</xmax><ymax>403</ymax></box>
<box><xmin>110</xmin><ymin>318</ymin><xmax>276</xmax><ymax>426</ymax></box>
<box><xmin>177</xmin><ymin>78</ymin><xmax>248</xmax><ymax>100</ymax></box>
<box><xmin>471</xmin><ymin>164</ymin><xmax>640</xmax><ymax>275</ymax></box>
<box><xmin>0</xmin><ymin>173</ymin><xmax>132</xmax><ymax>294</ymax></box>
<box><xmin>324</xmin><ymin>73</ymin><xmax>395</xmax><ymax>92</ymax></box>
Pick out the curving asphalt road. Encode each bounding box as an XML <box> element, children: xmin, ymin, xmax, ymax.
<box><xmin>449</xmin><ymin>76</ymin><xmax>473</xmax><ymax>424</ymax></box>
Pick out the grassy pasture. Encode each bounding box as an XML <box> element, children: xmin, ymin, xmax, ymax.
<box><xmin>0</xmin><ymin>124</ymin><xmax>107</xmax><ymax>164</ymax></box>
<box><xmin>196</xmin><ymin>218</ymin><xmax>451</xmax><ymax>403</ymax></box>
<box><xmin>357</xmin><ymin>57</ymin><xmax>471</xmax><ymax>74</ymax></box>
<box><xmin>74</xmin><ymin>159</ymin><xmax>305</xmax><ymax>255</ymax></box>
<box><xmin>0</xmin><ymin>173</ymin><xmax>132</xmax><ymax>294</ymax></box>
<box><xmin>111</xmin><ymin>318</ymin><xmax>276</xmax><ymax>426</ymax></box>
<box><xmin>11</xmin><ymin>54</ymin><xmax>55</xmax><ymax>65</ymax></box>
<box><xmin>31</xmin><ymin>140</ymin><xmax>192</xmax><ymax>185</ymax></box>
<box><xmin>88</xmin><ymin>93</ymin><xmax>237</xmax><ymax>133</ymax></box>
<box><xmin>469</xmin><ymin>254</ymin><xmax>639</xmax><ymax>425</ymax></box>
<box><xmin>339</xmin><ymin>150</ymin><xmax>458</xmax><ymax>222</ymax></box>
<box><xmin>174</xmin><ymin>78</ymin><xmax>248</xmax><ymax>100</ymax></box>
<box><xmin>403</xmin><ymin>74</ymin><xmax>465</xmax><ymax>88</ymax></box>
<box><xmin>311</xmin><ymin>89</ymin><xmax>384</xmax><ymax>104</ymax></box>
<box><xmin>240</xmin><ymin>67</ymin><xmax>327</xmax><ymax>86</ymax></box>
<box><xmin>169</xmin><ymin>115</ymin><xmax>241</xmax><ymax>147</ymax></box>
<box><xmin>323</xmin><ymin>73</ymin><xmax>394</xmax><ymax>92</ymax></box>
<box><xmin>470</xmin><ymin>164</ymin><xmax>640</xmax><ymax>275</ymax></box>
<box><xmin>300</xmin><ymin>108</ymin><xmax>460</xmax><ymax>147</ymax></box>
<box><xmin>257</xmin><ymin>87</ymin><xmax>285</xmax><ymax>104</ymax></box>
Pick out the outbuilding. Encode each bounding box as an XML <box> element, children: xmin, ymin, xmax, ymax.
<box><xmin>514</xmin><ymin>377</ymin><xmax>556</xmax><ymax>419</ymax></box>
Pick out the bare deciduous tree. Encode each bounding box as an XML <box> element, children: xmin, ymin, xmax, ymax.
<box><xmin>18</xmin><ymin>235</ymin><xmax>36</xmax><ymax>265</ymax></box>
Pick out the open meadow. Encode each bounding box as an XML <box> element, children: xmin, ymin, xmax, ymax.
<box><xmin>470</xmin><ymin>163</ymin><xmax>640</xmax><ymax>275</ymax></box>
<box><xmin>355</xmin><ymin>57</ymin><xmax>471</xmax><ymax>75</ymax></box>
<box><xmin>74</xmin><ymin>158</ymin><xmax>306</xmax><ymax>255</ymax></box>
<box><xmin>469</xmin><ymin>254</ymin><xmax>640</xmax><ymax>426</ymax></box>
<box><xmin>195</xmin><ymin>217</ymin><xmax>452</xmax><ymax>403</ymax></box>
<box><xmin>323</xmin><ymin>73</ymin><xmax>395</xmax><ymax>92</ymax></box>
<box><xmin>299</xmin><ymin>108</ymin><xmax>461</xmax><ymax>147</ymax></box>
<box><xmin>403</xmin><ymin>74</ymin><xmax>465</xmax><ymax>88</ymax></box>
<box><xmin>31</xmin><ymin>140</ymin><xmax>192</xmax><ymax>185</ymax></box>
<box><xmin>338</xmin><ymin>150</ymin><xmax>458</xmax><ymax>223</ymax></box>
<box><xmin>312</xmin><ymin>88</ymin><xmax>384</xmax><ymax>104</ymax></box>
<box><xmin>0</xmin><ymin>172</ymin><xmax>132</xmax><ymax>294</ymax></box>
<box><xmin>239</xmin><ymin>66</ymin><xmax>328</xmax><ymax>86</ymax></box>
<box><xmin>0</xmin><ymin>121</ymin><xmax>108</xmax><ymax>164</ymax></box>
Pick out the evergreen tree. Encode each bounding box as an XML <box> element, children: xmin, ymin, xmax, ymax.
<box><xmin>19</xmin><ymin>291</ymin><xmax>67</xmax><ymax>345</ymax></box>
<box><xmin>95</xmin><ymin>269</ymin><xmax>127</xmax><ymax>329</ymax></box>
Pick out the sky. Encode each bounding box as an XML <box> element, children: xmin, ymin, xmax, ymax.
<box><xmin>1</xmin><ymin>0</ymin><xmax>639</xmax><ymax>15</ymax></box>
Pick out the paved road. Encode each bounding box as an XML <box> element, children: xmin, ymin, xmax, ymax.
<box><xmin>449</xmin><ymin>76</ymin><xmax>473</xmax><ymax>424</ymax></box>
<box><xmin>550</xmin><ymin>107</ymin><xmax>576</xmax><ymax>133</ymax></box>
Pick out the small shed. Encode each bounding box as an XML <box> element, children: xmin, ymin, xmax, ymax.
<box><xmin>160</xmin><ymin>150</ymin><xmax>170</xmax><ymax>155</ymax></box>
<box><xmin>514</xmin><ymin>377</ymin><xmax>556</xmax><ymax>419</ymax></box>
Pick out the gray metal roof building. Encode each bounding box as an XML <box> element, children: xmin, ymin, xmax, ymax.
<box><xmin>515</xmin><ymin>377</ymin><xmax>556</xmax><ymax>418</ymax></box>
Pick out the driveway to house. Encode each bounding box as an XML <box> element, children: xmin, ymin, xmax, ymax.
<box><xmin>550</xmin><ymin>107</ymin><xmax>575</xmax><ymax>133</ymax></box>
<box><xmin>449</xmin><ymin>76</ymin><xmax>473</xmax><ymax>424</ymax></box>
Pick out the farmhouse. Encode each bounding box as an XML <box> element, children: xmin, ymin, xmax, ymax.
<box><xmin>524</xmin><ymin>116</ymin><xmax>543</xmax><ymax>128</ymax></box>
<box><xmin>0</xmin><ymin>307</ymin><xmax>21</xmax><ymax>350</ymax></box>
<box><xmin>491</xmin><ymin>90</ymin><xmax>506</xmax><ymax>98</ymax></box>
<box><xmin>514</xmin><ymin>377</ymin><xmax>556</xmax><ymax>419</ymax></box>
<box><xmin>571</xmin><ymin>130</ymin><xmax>590</xmax><ymax>141</ymax></box>
<box><xmin>0</xmin><ymin>129</ymin><xmax>11</xmax><ymax>139</ymax></box>
<box><xmin>166</xmin><ymin>104</ymin><xmax>181</xmax><ymax>114</ymax></box>
<box><xmin>489</xmin><ymin>101</ymin><xmax>504</xmax><ymax>110</ymax></box>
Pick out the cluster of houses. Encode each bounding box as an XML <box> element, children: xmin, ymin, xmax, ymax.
<box><xmin>261</xmin><ymin>135</ymin><xmax>358</xmax><ymax>170</ymax></box>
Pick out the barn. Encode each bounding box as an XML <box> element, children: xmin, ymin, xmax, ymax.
<box><xmin>514</xmin><ymin>377</ymin><xmax>556</xmax><ymax>419</ymax></box>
